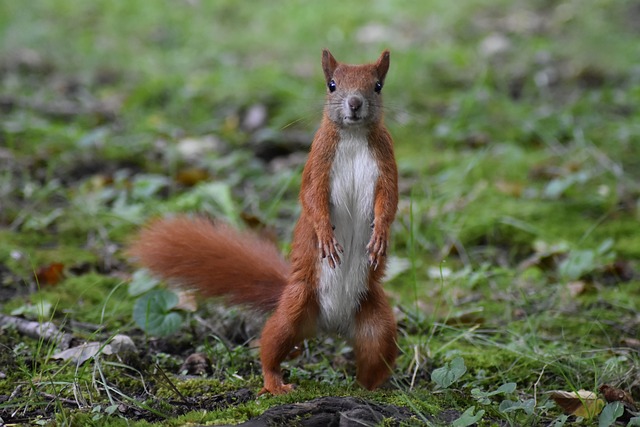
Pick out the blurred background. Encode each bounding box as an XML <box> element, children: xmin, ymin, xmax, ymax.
<box><xmin>2</xmin><ymin>0</ymin><xmax>638</xmax><ymax>283</ymax></box>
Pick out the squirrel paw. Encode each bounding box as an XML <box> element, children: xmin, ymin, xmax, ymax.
<box><xmin>318</xmin><ymin>231</ymin><xmax>343</xmax><ymax>268</ymax></box>
<box><xmin>367</xmin><ymin>230</ymin><xmax>388</xmax><ymax>269</ymax></box>
<box><xmin>259</xmin><ymin>383</ymin><xmax>295</xmax><ymax>396</ymax></box>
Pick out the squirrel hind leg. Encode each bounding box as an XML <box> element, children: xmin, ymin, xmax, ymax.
<box><xmin>259</xmin><ymin>284</ymin><xmax>319</xmax><ymax>395</ymax></box>
<box><xmin>353</xmin><ymin>286</ymin><xmax>398</xmax><ymax>390</ymax></box>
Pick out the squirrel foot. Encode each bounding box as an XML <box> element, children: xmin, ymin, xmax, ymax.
<box><xmin>259</xmin><ymin>383</ymin><xmax>295</xmax><ymax>396</ymax></box>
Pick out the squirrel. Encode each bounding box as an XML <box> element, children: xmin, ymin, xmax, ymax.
<box><xmin>128</xmin><ymin>49</ymin><xmax>399</xmax><ymax>395</ymax></box>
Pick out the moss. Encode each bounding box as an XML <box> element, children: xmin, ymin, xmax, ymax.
<box><xmin>32</xmin><ymin>273</ymin><xmax>131</xmax><ymax>327</ymax></box>
<box><xmin>155</xmin><ymin>377</ymin><xmax>232</xmax><ymax>399</ymax></box>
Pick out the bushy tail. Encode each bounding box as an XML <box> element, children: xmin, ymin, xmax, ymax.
<box><xmin>128</xmin><ymin>216</ymin><xmax>289</xmax><ymax>313</ymax></box>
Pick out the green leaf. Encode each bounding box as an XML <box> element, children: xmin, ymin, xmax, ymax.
<box><xmin>495</xmin><ymin>382</ymin><xmax>517</xmax><ymax>394</ymax></box>
<box><xmin>597</xmin><ymin>401</ymin><xmax>623</xmax><ymax>427</ymax></box>
<box><xmin>128</xmin><ymin>269</ymin><xmax>161</xmax><ymax>296</ymax></box>
<box><xmin>471</xmin><ymin>382</ymin><xmax>517</xmax><ymax>404</ymax></box>
<box><xmin>558</xmin><ymin>249</ymin><xmax>596</xmax><ymax>281</ymax></box>
<box><xmin>596</xmin><ymin>238</ymin><xmax>614</xmax><ymax>255</ymax></box>
<box><xmin>452</xmin><ymin>406</ymin><xmax>485</xmax><ymax>427</ymax></box>
<box><xmin>627</xmin><ymin>417</ymin><xmax>640</xmax><ymax>426</ymax></box>
<box><xmin>499</xmin><ymin>398</ymin><xmax>535</xmax><ymax>415</ymax></box>
<box><xmin>552</xmin><ymin>414</ymin><xmax>569</xmax><ymax>426</ymax></box>
<box><xmin>105</xmin><ymin>404</ymin><xmax>119</xmax><ymax>415</ymax></box>
<box><xmin>174</xmin><ymin>182</ymin><xmax>239</xmax><ymax>225</ymax></box>
<box><xmin>431</xmin><ymin>356</ymin><xmax>466</xmax><ymax>389</ymax></box>
<box><xmin>11</xmin><ymin>299</ymin><xmax>53</xmax><ymax>319</ymax></box>
<box><xmin>133</xmin><ymin>289</ymin><xmax>183</xmax><ymax>336</ymax></box>
<box><xmin>543</xmin><ymin>177</ymin><xmax>573</xmax><ymax>199</ymax></box>
<box><xmin>131</xmin><ymin>174</ymin><xmax>170</xmax><ymax>200</ymax></box>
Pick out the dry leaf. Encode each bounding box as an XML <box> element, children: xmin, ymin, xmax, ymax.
<box><xmin>494</xmin><ymin>180</ymin><xmax>524</xmax><ymax>197</ymax></box>
<box><xmin>620</xmin><ymin>337</ymin><xmax>640</xmax><ymax>349</ymax></box>
<box><xmin>175</xmin><ymin>290</ymin><xmax>198</xmax><ymax>312</ymax></box>
<box><xmin>566</xmin><ymin>280</ymin><xmax>587</xmax><ymax>297</ymax></box>
<box><xmin>176</xmin><ymin>167</ymin><xmax>209</xmax><ymax>187</ymax></box>
<box><xmin>444</xmin><ymin>309</ymin><xmax>485</xmax><ymax>326</ymax></box>
<box><xmin>240</xmin><ymin>212</ymin><xmax>279</xmax><ymax>244</ymax></box>
<box><xmin>52</xmin><ymin>334</ymin><xmax>136</xmax><ymax>364</ymax></box>
<box><xmin>550</xmin><ymin>389</ymin><xmax>605</xmax><ymax>419</ymax></box>
<box><xmin>240</xmin><ymin>212</ymin><xmax>267</xmax><ymax>229</ymax></box>
<box><xmin>35</xmin><ymin>262</ymin><xmax>65</xmax><ymax>285</ymax></box>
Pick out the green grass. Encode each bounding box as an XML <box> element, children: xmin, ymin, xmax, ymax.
<box><xmin>1</xmin><ymin>0</ymin><xmax>639</xmax><ymax>425</ymax></box>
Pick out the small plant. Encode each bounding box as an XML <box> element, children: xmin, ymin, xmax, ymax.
<box><xmin>452</xmin><ymin>406</ymin><xmax>485</xmax><ymax>427</ymax></box>
<box><xmin>431</xmin><ymin>356</ymin><xmax>466</xmax><ymax>389</ymax></box>
<box><xmin>129</xmin><ymin>270</ymin><xmax>184</xmax><ymax>336</ymax></box>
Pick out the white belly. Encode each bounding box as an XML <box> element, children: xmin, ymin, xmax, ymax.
<box><xmin>317</xmin><ymin>131</ymin><xmax>379</xmax><ymax>337</ymax></box>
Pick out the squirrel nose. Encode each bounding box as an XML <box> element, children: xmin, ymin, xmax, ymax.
<box><xmin>347</xmin><ymin>96</ymin><xmax>363</xmax><ymax>112</ymax></box>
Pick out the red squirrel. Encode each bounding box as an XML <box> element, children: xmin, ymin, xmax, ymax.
<box><xmin>129</xmin><ymin>49</ymin><xmax>399</xmax><ymax>395</ymax></box>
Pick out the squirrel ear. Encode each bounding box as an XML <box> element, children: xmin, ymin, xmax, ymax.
<box><xmin>375</xmin><ymin>50</ymin><xmax>390</xmax><ymax>83</ymax></box>
<box><xmin>322</xmin><ymin>49</ymin><xmax>338</xmax><ymax>83</ymax></box>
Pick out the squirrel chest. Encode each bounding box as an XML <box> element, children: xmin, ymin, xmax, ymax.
<box><xmin>317</xmin><ymin>129</ymin><xmax>379</xmax><ymax>337</ymax></box>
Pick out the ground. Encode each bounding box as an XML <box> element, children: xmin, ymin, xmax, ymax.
<box><xmin>0</xmin><ymin>1</ymin><xmax>639</xmax><ymax>426</ymax></box>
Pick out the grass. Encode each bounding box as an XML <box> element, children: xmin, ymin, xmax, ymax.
<box><xmin>1</xmin><ymin>0</ymin><xmax>639</xmax><ymax>425</ymax></box>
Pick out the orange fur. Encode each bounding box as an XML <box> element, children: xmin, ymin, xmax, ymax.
<box><xmin>128</xmin><ymin>216</ymin><xmax>288</xmax><ymax>312</ymax></box>
<box><xmin>129</xmin><ymin>49</ymin><xmax>399</xmax><ymax>395</ymax></box>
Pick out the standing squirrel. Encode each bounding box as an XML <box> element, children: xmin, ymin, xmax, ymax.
<box><xmin>129</xmin><ymin>49</ymin><xmax>399</xmax><ymax>395</ymax></box>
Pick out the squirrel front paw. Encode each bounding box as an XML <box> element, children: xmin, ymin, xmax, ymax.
<box><xmin>367</xmin><ymin>228</ymin><xmax>388</xmax><ymax>269</ymax></box>
<box><xmin>317</xmin><ymin>228</ymin><xmax>343</xmax><ymax>268</ymax></box>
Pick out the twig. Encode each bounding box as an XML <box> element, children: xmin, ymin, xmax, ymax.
<box><xmin>0</xmin><ymin>314</ymin><xmax>74</xmax><ymax>350</ymax></box>
<box><xmin>533</xmin><ymin>364</ymin><xmax>548</xmax><ymax>408</ymax></box>
<box><xmin>410</xmin><ymin>344</ymin><xmax>420</xmax><ymax>391</ymax></box>
<box><xmin>38</xmin><ymin>391</ymin><xmax>78</xmax><ymax>406</ymax></box>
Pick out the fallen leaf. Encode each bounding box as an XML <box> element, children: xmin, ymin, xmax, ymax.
<box><xmin>175</xmin><ymin>290</ymin><xmax>198</xmax><ymax>312</ymax></box>
<box><xmin>494</xmin><ymin>180</ymin><xmax>524</xmax><ymax>197</ymax></box>
<box><xmin>240</xmin><ymin>212</ymin><xmax>279</xmax><ymax>244</ymax></box>
<box><xmin>176</xmin><ymin>135</ymin><xmax>222</xmax><ymax>160</ymax></box>
<box><xmin>550</xmin><ymin>389</ymin><xmax>605</xmax><ymax>419</ymax></box>
<box><xmin>52</xmin><ymin>334</ymin><xmax>136</xmax><ymax>364</ymax></box>
<box><xmin>240</xmin><ymin>212</ymin><xmax>267</xmax><ymax>229</ymax></box>
<box><xmin>445</xmin><ymin>309</ymin><xmax>485</xmax><ymax>326</ymax></box>
<box><xmin>517</xmin><ymin>240</ymin><xmax>569</xmax><ymax>272</ymax></box>
<box><xmin>566</xmin><ymin>280</ymin><xmax>587</xmax><ymax>297</ymax></box>
<box><xmin>529</xmin><ymin>164</ymin><xmax>564</xmax><ymax>180</ymax></box>
<box><xmin>35</xmin><ymin>262</ymin><xmax>65</xmax><ymax>286</ymax></box>
<box><xmin>620</xmin><ymin>337</ymin><xmax>640</xmax><ymax>349</ymax></box>
<box><xmin>176</xmin><ymin>167</ymin><xmax>209</xmax><ymax>187</ymax></box>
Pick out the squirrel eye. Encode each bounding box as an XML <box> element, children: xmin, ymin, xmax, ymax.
<box><xmin>375</xmin><ymin>81</ymin><xmax>383</xmax><ymax>93</ymax></box>
<box><xmin>328</xmin><ymin>80</ymin><xmax>336</xmax><ymax>93</ymax></box>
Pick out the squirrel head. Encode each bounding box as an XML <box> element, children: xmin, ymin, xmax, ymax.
<box><xmin>321</xmin><ymin>49</ymin><xmax>390</xmax><ymax>128</ymax></box>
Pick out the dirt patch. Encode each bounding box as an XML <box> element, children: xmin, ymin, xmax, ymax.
<box><xmin>233</xmin><ymin>396</ymin><xmax>414</xmax><ymax>427</ymax></box>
